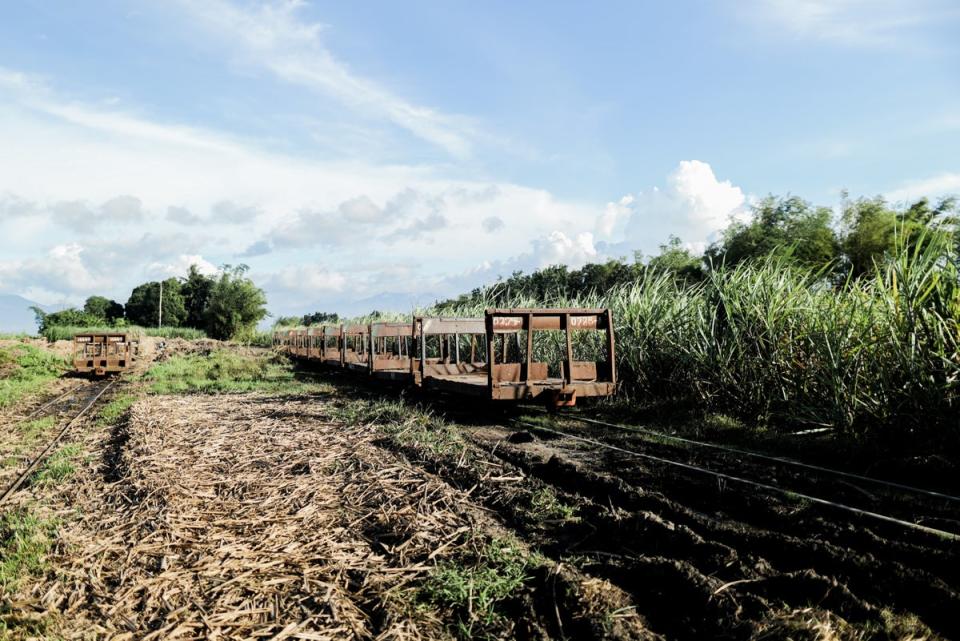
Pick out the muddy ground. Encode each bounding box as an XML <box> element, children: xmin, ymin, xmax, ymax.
<box><xmin>1</xmin><ymin>345</ymin><xmax>957</xmax><ymax>640</ymax></box>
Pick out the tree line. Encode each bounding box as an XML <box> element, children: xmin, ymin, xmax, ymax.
<box><xmin>33</xmin><ymin>264</ymin><xmax>268</xmax><ymax>341</ymax></box>
<box><xmin>438</xmin><ymin>194</ymin><xmax>958</xmax><ymax>307</ymax></box>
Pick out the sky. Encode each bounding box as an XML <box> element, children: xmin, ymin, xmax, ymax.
<box><xmin>0</xmin><ymin>0</ymin><xmax>958</xmax><ymax>318</ymax></box>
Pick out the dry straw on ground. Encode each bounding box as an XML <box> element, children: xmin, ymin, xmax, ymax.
<box><xmin>6</xmin><ymin>393</ymin><xmax>503</xmax><ymax>640</ymax></box>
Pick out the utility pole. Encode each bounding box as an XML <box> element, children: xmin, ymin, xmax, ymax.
<box><xmin>158</xmin><ymin>280</ymin><xmax>163</xmax><ymax>329</ymax></box>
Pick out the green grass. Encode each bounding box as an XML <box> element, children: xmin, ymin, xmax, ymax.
<box><xmin>0</xmin><ymin>508</ymin><xmax>56</xmax><ymax>594</ymax></box>
<box><xmin>31</xmin><ymin>444</ymin><xmax>82</xmax><ymax>484</ymax></box>
<box><xmin>328</xmin><ymin>396</ymin><xmax>467</xmax><ymax>458</ymax></box>
<box><xmin>419</xmin><ymin>538</ymin><xmax>531</xmax><ymax>639</ymax></box>
<box><xmin>143</xmin><ymin>349</ymin><xmax>329</xmax><ymax>395</ymax></box>
<box><xmin>527</xmin><ymin>486</ymin><xmax>577</xmax><ymax>522</ymax></box>
<box><xmin>40</xmin><ymin>325</ymin><xmax>206</xmax><ymax>342</ymax></box>
<box><xmin>96</xmin><ymin>394</ymin><xmax>137</xmax><ymax>426</ymax></box>
<box><xmin>0</xmin><ymin>344</ymin><xmax>68</xmax><ymax>409</ymax></box>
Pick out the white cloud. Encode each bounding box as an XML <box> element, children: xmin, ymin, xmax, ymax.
<box><xmin>169</xmin><ymin>0</ymin><xmax>476</xmax><ymax>157</ymax></box>
<box><xmin>0</xmin><ymin>243</ymin><xmax>111</xmax><ymax>303</ymax></box>
<box><xmin>596</xmin><ymin>194</ymin><xmax>635</xmax><ymax>238</ymax></box>
<box><xmin>747</xmin><ymin>0</ymin><xmax>959</xmax><ymax>48</ymax></box>
<box><xmin>0</xmin><ymin>66</ymin><xmax>607</xmax><ymax>310</ymax></box>
<box><xmin>147</xmin><ymin>255</ymin><xmax>219</xmax><ymax>279</ymax></box>
<box><xmin>532</xmin><ymin>231</ymin><xmax>598</xmax><ymax>269</ymax></box>
<box><xmin>265</xmin><ymin>265</ymin><xmax>348</xmax><ymax>295</ymax></box>
<box><xmin>607</xmin><ymin>161</ymin><xmax>747</xmax><ymax>256</ymax></box>
<box><xmin>885</xmin><ymin>172</ymin><xmax>960</xmax><ymax>203</ymax></box>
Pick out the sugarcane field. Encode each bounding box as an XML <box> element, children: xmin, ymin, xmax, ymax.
<box><xmin>1</xmin><ymin>2</ymin><xmax>959</xmax><ymax>640</ymax></box>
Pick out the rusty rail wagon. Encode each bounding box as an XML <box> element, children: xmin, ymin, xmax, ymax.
<box><xmin>73</xmin><ymin>332</ymin><xmax>138</xmax><ymax>376</ymax></box>
<box><xmin>274</xmin><ymin>308</ymin><xmax>616</xmax><ymax>407</ymax></box>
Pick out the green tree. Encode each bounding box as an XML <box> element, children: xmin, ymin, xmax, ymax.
<box><xmin>31</xmin><ymin>307</ymin><xmax>104</xmax><ymax>332</ymax></box>
<box><xmin>181</xmin><ymin>265</ymin><xmax>215</xmax><ymax>328</ymax></box>
<box><xmin>125</xmin><ymin>279</ymin><xmax>187</xmax><ymax>327</ymax></box>
<box><xmin>707</xmin><ymin>195</ymin><xmax>839</xmax><ymax>271</ymax></box>
<box><xmin>646</xmin><ymin>236</ymin><xmax>705</xmax><ymax>283</ymax></box>
<box><xmin>273</xmin><ymin>316</ymin><xmax>302</xmax><ymax>328</ymax></box>
<box><xmin>840</xmin><ymin>196</ymin><xmax>957</xmax><ymax>279</ymax></box>
<box><xmin>204</xmin><ymin>265</ymin><xmax>268</xmax><ymax>340</ymax></box>
<box><xmin>83</xmin><ymin>295</ymin><xmax>124</xmax><ymax>323</ymax></box>
<box><xmin>302</xmin><ymin>312</ymin><xmax>339</xmax><ymax>325</ymax></box>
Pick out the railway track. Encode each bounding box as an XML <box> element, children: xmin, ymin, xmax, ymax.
<box><xmin>514</xmin><ymin>418</ymin><xmax>960</xmax><ymax>541</ymax></box>
<box><xmin>512</xmin><ymin>410</ymin><xmax>960</xmax><ymax>538</ymax></box>
<box><xmin>0</xmin><ymin>378</ymin><xmax>118</xmax><ymax>506</ymax></box>
<box><xmin>15</xmin><ymin>381</ymin><xmax>87</xmax><ymax>422</ymax></box>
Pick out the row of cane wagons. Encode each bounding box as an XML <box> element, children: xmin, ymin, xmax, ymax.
<box><xmin>275</xmin><ymin>308</ymin><xmax>617</xmax><ymax>407</ymax></box>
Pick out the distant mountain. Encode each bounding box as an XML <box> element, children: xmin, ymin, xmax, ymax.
<box><xmin>0</xmin><ymin>294</ymin><xmax>44</xmax><ymax>334</ymax></box>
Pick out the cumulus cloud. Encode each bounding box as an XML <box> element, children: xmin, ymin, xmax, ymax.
<box><xmin>596</xmin><ymin>194</ymin><xmax>635</xmax><ymax>238</ymax></box>
<box><xmin>0</xmin><ymin>243</ymin><xmax>110</xmax><ymax>299</ymax></box>
<box><xmin>99</xmin><ymin>195</ymin><xmax>146</xmax><ymax>223</ymax></box>
<box><xmin>43</xmin><ymin>195</ymin><xmax>146</xmax><ymax>232</ymax></box>
<box><xmin>0</xmin><ymin>192</ymin><xmax>35</xmax><ymax>217</ymax></box>
<box><xmin>147</xmin><ymin>254</ymin><xmax>218</xmax><ymax>279</ymax></box>
<box><xmin>339</xmin><ymin>195</ymin><xmax>383</xmax><ymax>223</ymax></box>
<box><xmin>531</xmin><ymin>231</ymin><xmax>598</xmax><ymax>269</ymax></box>
<box><xmin>613</xmin><ymin>160</ymin><xmax>747</xmax><ymax>255</ymax></box>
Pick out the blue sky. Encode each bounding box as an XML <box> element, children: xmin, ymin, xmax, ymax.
<box><xmin>1</xmin><ymin>0</ymin><xmax>958</xmax><ymax>317</ymax></box>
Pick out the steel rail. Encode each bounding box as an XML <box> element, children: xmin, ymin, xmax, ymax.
<box><xmin>0</xmin><ymin>379</ymin><xmax>117</xmax><ymax>506</ymax></box>
<box><xmin>543</xmin><ymin>411</ymin><xmax>960</xmax><ymax>504</ymax></box>
<box><xmin>515</xmin><ymin>420</ymin><xmax>960</xmax><ymax>542</ymax></box>
<box><xmin>18</xmin><ymin>382</ymin><xmax>85</xmax><ymax>422</ymax></box>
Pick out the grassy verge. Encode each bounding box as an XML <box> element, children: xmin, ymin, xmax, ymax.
<box><xmin>143</xmin><ymin>350</ymin><xmax>331</xmax><ymax>395</ymax></box>
<box><xmin>0</xmin><ymin>344</ymin><xmax>68</xmax><ymax>409</ymax></box>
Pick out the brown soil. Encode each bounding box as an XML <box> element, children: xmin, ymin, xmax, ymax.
<box><xmin>325</xmin><ymin>385</ymin><xmax>956</xmax><ymax>641</ymax></box>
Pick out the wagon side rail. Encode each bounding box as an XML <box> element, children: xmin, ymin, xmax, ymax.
<box><xmin>370</xmin><ymin>322</ymin><xmax>414</xmax><ymax>374</ymax></box>
<box><xmin>485</xmin><ymin>308</ymin><xmax>616</xmax><ymax>403</ymax></box>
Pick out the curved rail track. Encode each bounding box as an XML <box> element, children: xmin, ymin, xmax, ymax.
<box><xmin>0</xmin><ymin>378</ymin><xmax>117</xmax><ymax>506</ymax></box>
